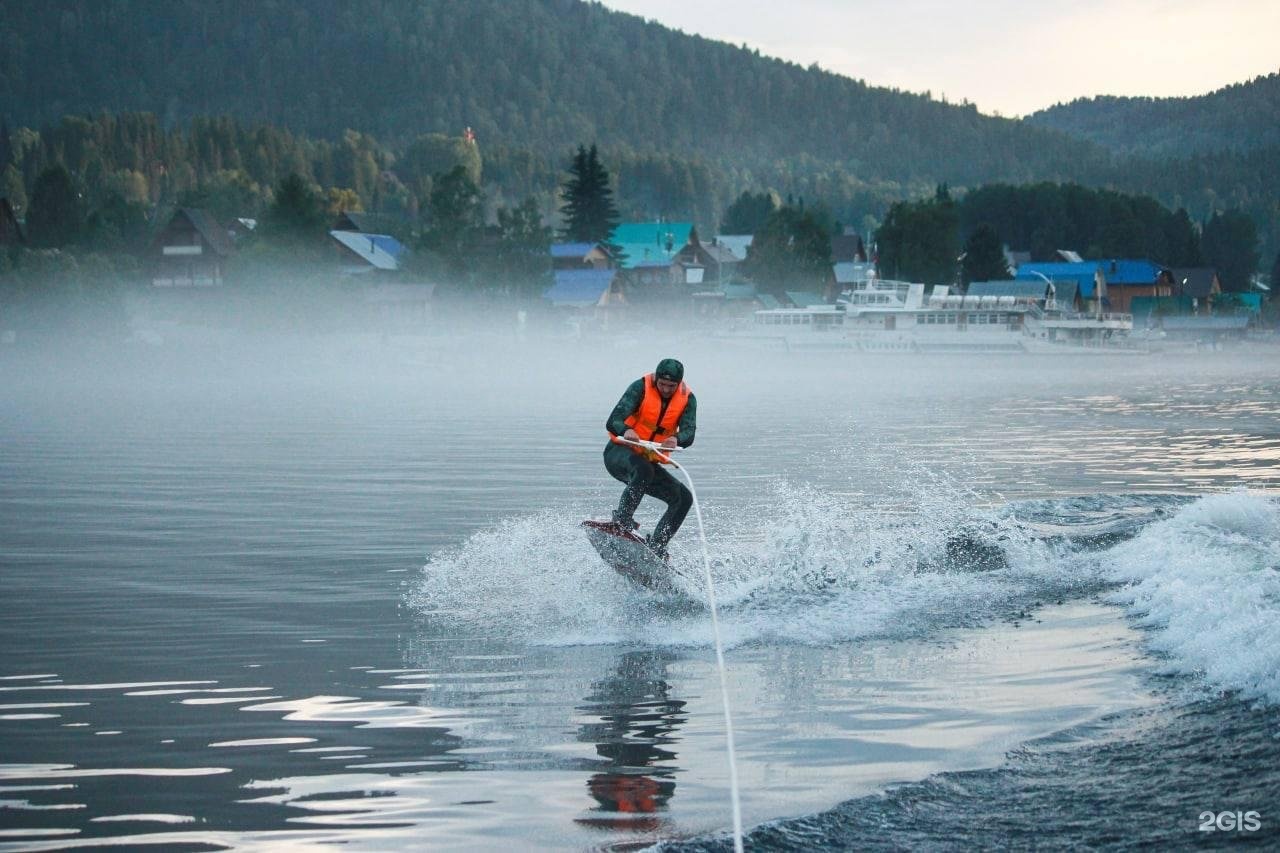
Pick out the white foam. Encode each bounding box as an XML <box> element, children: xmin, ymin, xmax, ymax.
<box><xmin>408</xmin><ymin>475</ymin><xmax>1090</xmax><ymax>650</ymax></box>
<box><xmin>1102</xmin><ymin>491</ymin><xmax>1280</xmax><ymax>703</ymax></box>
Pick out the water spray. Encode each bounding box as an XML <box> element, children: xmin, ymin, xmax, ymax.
<box><xmin>619</xmin><ymin>437</ymin><xmax>744</xmax><ymax>852</ymax></box>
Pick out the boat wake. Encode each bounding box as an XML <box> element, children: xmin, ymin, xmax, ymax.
<box><xmin>409</xmin><ymin>481</ymin><xmax>1280</xmax><ymax>703</ymax></box>
<box><xmin>1098</xmin><ymin>490</ymin><xmax>1280</xmax><ymax>703</ymax></box>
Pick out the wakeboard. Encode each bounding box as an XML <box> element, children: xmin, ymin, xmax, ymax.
<box><xmin>582</xmin><ymin>519</ymin><xmax>684</xmax><ymax>595</ymax></box>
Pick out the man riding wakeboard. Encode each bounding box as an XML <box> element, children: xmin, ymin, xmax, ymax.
<box><xmin>603</xmin><ymin>358</ymin><xmax>697</xmax><ymax>559</ymax></box>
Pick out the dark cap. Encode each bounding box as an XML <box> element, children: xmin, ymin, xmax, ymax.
<box><xmin>655</xmin><ymin>358</ymin><xmax>684</xmax><ymax>382</ymax></box>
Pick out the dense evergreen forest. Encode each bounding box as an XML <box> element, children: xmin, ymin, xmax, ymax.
<box><xmin>1027</xmin><ymin>72</ymin><xmax>1280</xmax><ymax>158</ymax></box>
<box><xmin>0</xmin><ymin>0</ymin><xmax>1277</xmax><ymax>265</ymax></box>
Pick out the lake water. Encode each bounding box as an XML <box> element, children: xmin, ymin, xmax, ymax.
<box><xmin>2</xmin><ymin>336</ymin><xmax>1278</xmax><ymax>850</ymax></box>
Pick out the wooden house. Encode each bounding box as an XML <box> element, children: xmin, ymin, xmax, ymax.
<box><xmin>150</xmin><ymin>208</ymin><xmax>235</xmax><ymax>287</ymax></box>
<box><xmin>1172</xmin><ymin>268</ymin><xmax>1222</xmax><ymax>312</ymax></box>
<box><xmin>330</xmin><ymin>230</ymin><xmax>407</xmax><ymax>275</ymax></box>
<box><xmin>673</xmin><ymin>227</ymin><xmax>742</xmax><ymax>288</ymax></box>
<box><xmin>1097</xmin><ymin>259</ymin><xmax>1174</xmax><ymax>313</ymax></box>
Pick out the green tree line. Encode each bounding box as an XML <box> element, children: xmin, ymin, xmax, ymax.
<box><xmin>874</xmin><ymin>182</ymin><xmax>1262</xmax><ymax>291</ymax></box>
<box><xmin>4</xmin><ymin>0</ymin><xmax>1277</xmax><ymax>266</ymax></box>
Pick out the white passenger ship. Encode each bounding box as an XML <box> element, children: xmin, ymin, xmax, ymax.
<box><xmin>742</xmin><ymin>279</ymin><xmax>1135</xmax><ymax>353</ymax></box>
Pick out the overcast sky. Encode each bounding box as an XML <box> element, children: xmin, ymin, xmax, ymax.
<box><xmin>598</xmin><ymin>0</ymin><xmax>1279</xmax><ymax>117</ymax></box>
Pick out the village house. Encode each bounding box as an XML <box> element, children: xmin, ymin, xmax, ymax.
<box><xmin>328</xmin><ymin>214</ymin><xmax>436</xmax><ymax>331</ymax></box>
<box><xmin>678</xmin><ymin>230</ymin><xmax>756</xmax><ymax>319</ymax></box>
<box><xmin>543</xmin><ymin>267</ymin><xmax>625</xmax><ymax>329</ymax></box>
<box><xmin>329</xmin><ymin>229</ymin><xmax>407</xmax><ymax>275</ymax></box>
<box><xmin>1096</xmin><ymin>259</ymin><xmax>1174</xmax><ymax>313</ymax></box>
<box><xmin>673</xmin><ymin>227</ymin><xmax>742</xmax><ymax>289</ymax></box>
<box><xmin>550</xmin><ymin>241</ymin><xmax>612</xmax><ymax>270</ymax></box>
<box><xmin>150</xmin><ymin>208</ymin><xmax>235</xmax><ymax>287</ymax></box>
<box><xmin>1129</xmin><ymin>267</ymin><xmax>1224</xmax><ymax>325</ymax></box>
<box><xmin>329</xmin><ymin>210</ymin><xmax>409</xmax><ymax>276</ymax></box>
<box><xmin>1172</xmin><ymin>267</ymin><xmax>1222</xmax><ymax>312</ymax></box>
<box><xmin>606</xmin><ymin>221</ymin><xmax>694</xmax><ymax>305</ymax></box>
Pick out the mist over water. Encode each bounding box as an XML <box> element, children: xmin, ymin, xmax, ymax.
<box><xmin>2</xmin><ymin>326</ymin><xmax>1279</xmax><ymax>849</ymax></box>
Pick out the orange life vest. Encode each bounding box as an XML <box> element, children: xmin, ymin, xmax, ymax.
<box><xmin>610</xmin><ymin>373</ymin><xmax>690</xmax><ymax>463</ymax></box>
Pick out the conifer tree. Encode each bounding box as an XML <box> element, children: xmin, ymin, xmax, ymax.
<box><xmin>722</xmin><ymin>189</ymin><xmax>780</xmax><ymax>234</ymax></box>
<box><xmin>262</xmin><ymin>173</ymin><xmax>327</xmax><ymax>242</ymax></box>
<box><xmin>0</xmin><ymin>120</ymin><xmax>13</xmax><ymax>170</ymax></box>
<box><xmin>26</xmin><ymin>165</ymin><xmax>82</xmax><ymax>248</ymax></box>
<box><xmin>876</xmin><ymin>188</ymin><xmax>960</xmax><ymax>285</ymax></box>
<box><xmin>559</xmin><ymin>144</ymin><xmax>620</xmax><ymax>251</ymax></box>
<box><xmin>1202</xmin><ymin>210</ymin><xmax>1259</xmax><ymax>292</ymax></box>
<box><xmin>961</xmin><ymin>224</ymin><xmax>1010</xmax><ymax>286</ymax></box>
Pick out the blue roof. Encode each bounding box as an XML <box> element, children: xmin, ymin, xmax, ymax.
<box><xmin>1018</xmin><ymin>258</ymin><xmax>1169</xmax><ymax>294</ymax></box>
<box><xmin>1016</xmin><ymin>262</ymin><xmax>1100</xmax><ymax>298</ymax></box>
<box><xmin>544</xmin><ymin>269</ymin><xmax>616</xmax><ymax>307</ymax></box>
<box><xmin>550</xmin><ymin>242</ymin><xmax>597</xmax><ymax>258</ymax></box>
<box><xmin>1017</xmin><ymin>261</ymin><xmax>1097</xmax><ymax>277</ymax></box>
<box><xmin>1097</xmin><ymin>259</ymin><xmax>1165</xmax><ymax>285</ymax></box>
<box><xmin>369</xmin><ymin>234</ymin><xmax>406</xmax><ymax>259</ymax></box>
<box><xmin>330</xmin><ymin>230</ymin><xmax>405</xmax><ymax>270</ymax></box>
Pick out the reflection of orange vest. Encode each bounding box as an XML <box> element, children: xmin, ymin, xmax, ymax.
<box><xmin>589</xmin><ymin>773</ymin><xmax>663</xmax><ymax>813</ymax></box>
<box><xmin>611</xmin><ymin>374</ymin><xmax>690</xmax><ymax>463</ymax></box>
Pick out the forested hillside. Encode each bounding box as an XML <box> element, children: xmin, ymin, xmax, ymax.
<box><xmin>0</xmin><ymin>0</ymin><xmax>1276</xmax><ymax>263</ymax></box>
<box><xmin>1027</xmin><ymin>73</ymin><xmax>1280</xmax><ymax>158</ymax></box>
<box><xmin>1</xmin><ymin>1</ymin><xmax>1103</xmax><ymax>190</ymax></box>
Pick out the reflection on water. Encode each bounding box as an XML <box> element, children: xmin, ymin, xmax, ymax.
<box><xmin>0</xmin><ymin>601</ymin><xmax>1162</xmax><ymax>845</ymax></box>
<box><xmin>576</xmin><ymin>651</ymin><xmax>685</xmax><ymax>833</ymax></box>
<box><xmin>1</xmin><ymin>345</ymin><xmax>1278</xmax><ymax>848</ymax></box>
<box><xmin>0</xmin><ymin>603</ymin><xmax>1159</xmax><ymax>849</ymax></box>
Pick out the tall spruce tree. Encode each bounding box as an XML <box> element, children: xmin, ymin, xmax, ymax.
<box><xmin>1202</xmin><ymin>210</ymin><xmax>1259</xmax><ymax>292</ymax></box>
<box><xmin>722</xmin><ymin>189</ymin><xmax>780</xmax><ymax>234</ymax></box>
<box><xmin>876</xmin><ymin>186</ymin><xmax>961</xmax><ymax>286</ymax></box>
<box><xmin>559</xmin><ymin>144</ymin><xmax>620</xmax><ymax>251</ymax></box>
<box><xmin>0</xmin><ymin>120</ymin><xmax>13</xmax><ymax>170</ymax></box>
<box><xmin>27</xmin><ymin>164</ymin><xmax>83</xmax><ymax>248</ymax></box>
<box><xmin>961</xmin><ymin>224</ymin><xmax>1010</xmax><ymax>286</ymax></box>
<box><xmin>262</xmin><ymin>172</ymin><xmax>327</xmax><ymax>241</ymax></box>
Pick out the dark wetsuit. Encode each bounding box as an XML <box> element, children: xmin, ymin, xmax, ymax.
<box><xmin>604</xmin><ymin>378</ymin><xmax>697</xmax><ymax>553</ymax></box>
